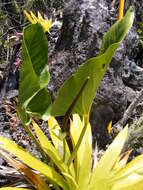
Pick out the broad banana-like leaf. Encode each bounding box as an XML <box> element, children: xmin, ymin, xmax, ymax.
<box><xmin>51</xmin><ymin>7</ymin><xmax>134</xmax><ymax>116</ymax></box>
<box><xmin>18</xmin><ymin>23</ymin><xmax>51</xmax><ymax>124</ymax></box>
<box><xmin>89</xmin><ymin>126</ymin><xmax>128</xmax><ymax>190</ymax></box>
<box><xmin>99</xmin><ymin>8</ymin><xmax>133</xmax><ymax>55</ymax></box>
<box><xmin>0</xmin><ymin>137</ymin><xmax>69</xmax><ymax>190</ymax></box>
<box><xmin>70</xmin><ymin>115</ymin><xmax>92</xmax><ymax>190</ymax></box>
<box><xmin>32</xmin><ymin>120</ymin><xmax>75</xmax><ymax>177</ymax></box>
<box><xmin>27</xmin><ymin>89</ymin><xmax>51</xmax><ymax>121</ymax></box>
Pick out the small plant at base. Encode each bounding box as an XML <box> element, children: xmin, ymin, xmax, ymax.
<box><xmin>1</xmin><ymin>115</ymin><xmax>143</xmax><ymax>189</ymax></box>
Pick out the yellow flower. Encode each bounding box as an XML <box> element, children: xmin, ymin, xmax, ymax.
<box><xmin>24</xmin><ymin>10</ymin><xmax>52</xmax><ymax>33</ymax></box>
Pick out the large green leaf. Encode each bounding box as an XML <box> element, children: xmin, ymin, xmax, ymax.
<box><xmin>26</xmin><ymin>89</ymin><xmax>51</xmax><ymax>121</ymax></box>
<box><xmin>51</xmin><ymin>7</ymin><xmax>134</xmax><ymax>117</ymax></box>
<box><xmin>99</xmin><ymin>8</ymin><xmax>134</xmax><ymax>55</ymax></box>
<box><xmin>18</xmin><ymin>23</ymin><xmax>51</xmax><ymax>124</ymax></box>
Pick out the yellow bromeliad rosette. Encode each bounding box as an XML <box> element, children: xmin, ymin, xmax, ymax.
<box><xmin>1</xmin><ymin>115</ymin><xmax>143</xmax><ymax>189</ymax></box>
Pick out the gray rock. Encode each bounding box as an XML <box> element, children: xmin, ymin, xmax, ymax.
<box><xmin>0</xmin><ymin>157</ymin><xmax>5</xmax><ymax>165</ymax></box>
<box><xmin>48</xmin><ymin>0</ymin><xmax>110</xmax><ymax>97</ymax></box>
<box><xmin>122</xmin><ymin>58</ymin><xmax>143</xmax><ymax>89</ymax></box>
<box><xmin>90</xmin><ymin>103</ymin><xmax>114</xmax><ymax>149</ymax></box>
<box><xmin>48</xmin><ymin>0</ymin><xmax>142</xmax><ymax>147</ymax></box>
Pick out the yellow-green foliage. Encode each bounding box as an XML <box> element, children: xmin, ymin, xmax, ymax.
<box><xmin>1</xmin><ymin>115</ymin><xmax>143</xmax><ymax>190</ymax></box>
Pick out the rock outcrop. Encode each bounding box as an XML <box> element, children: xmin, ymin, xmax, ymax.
<box><xmin>48</xmin><ymin>0</ymin><xmax>143</xmax><ymax>147</ymax></box>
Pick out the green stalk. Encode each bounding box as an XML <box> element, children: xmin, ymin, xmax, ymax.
<box><xmin>61</xmin><ymin>77</ymin><xmax>90</xmax><ymax>133</ymax></box>
<box><xmin>63</xmin><ymin>138</ymin><xmax>66</xmax><ymax>162</ymax></box>
<box><xmin>23</xmin><ymin>123</ymin><xmax>48</xmax><ymax>163</ymax></box>
<box><xmin>61</xmin><ymin>77</ymin><xmax>90</xmax><ymax>163</ymax></box>
<box><xmin>67</xmin><ymin>115</ymin><xmax>89</xmax><ymax>166</ymax></box>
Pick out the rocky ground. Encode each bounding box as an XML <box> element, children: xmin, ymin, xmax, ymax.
<box><xmin>0</xmin><ymin>0</ymin><xmax>143</xmax><ymax>187</ymax></box>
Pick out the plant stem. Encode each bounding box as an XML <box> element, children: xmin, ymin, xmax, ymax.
<box><xmin>67</xmin><ymin>119</ymin><xmax>88</xmax><ymax>166</ymax></box>
<box><xmin>61</xmin><ymin>77</ymin><xmax>90</xmax><ymax>133</ymax></box>
<box><xmin>118</xmin><ymin>0</ymin><xmax>125</xmax><ymax>20</ymax></box>
<box><xmin>61</xmin><ymin>78</ymin><xmax>90</xmax><ymax>163</ymax></box>
<box><xmin>63</xmin><ymin>138</ymin><xmax>66</xmax><ymax>162</ymax></box>
<box><xmin>23</xmin><ymin>124</ymin><xmax>47</xmax><ymax>163</ymax></box>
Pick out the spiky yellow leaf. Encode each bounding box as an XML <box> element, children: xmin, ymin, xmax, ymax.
<box><xmin>48</xmin><ymin>117</ymin><xmax>71</xmax><ymax>160</ymax></box>
<box><xmin>0</xmin><ymin>149</ymin><xmax>50</xmax><ymax>190</ymax></box>
<box><xmin>89</xmin><ymin>126</ymin><xmax>128</xmax><ymax>189</ymax></box>
<box><xmin>32</xmin><ymin>119</ymin><xmax>75</xmax><ymax>177</ymax></box>
<box><xmin>113</xmin><ymin>154</ymin><xmax>143</xmax><ymax>178</ymax></box>
<box><xmin>0</xmin><ymin>137</ymin><xmax>69</xmax><ymax>190</ymax></box>
<box><xmin>112</xmin><ymin>173</ymin><xmax>143</xmax><ymax>190</ymax></box>
<box><xmin>113</xmin><ymin>150</ymin><xmax>132</xmax><ymax>172</ymax></box>
<box><xmin>70</xmin><ymin>114</ymin><xmax>92</xmax><ymax>190</ymax></box>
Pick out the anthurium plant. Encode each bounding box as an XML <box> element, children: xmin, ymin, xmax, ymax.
<box><xmin>18</xmin><ymin>7</ymin><xmax>134</xmax><ymax>123</ymax></box>
<box><xmin>1</xmin><ymin>5</ymin><xmax>143</xmax><ymax>190</ymax></box>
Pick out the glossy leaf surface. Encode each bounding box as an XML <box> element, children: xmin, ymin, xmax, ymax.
<box><xmin>51</xmin><ymin>8</ymin><xmax>134</xmax><ymax>116</ymax></box>
<box><xmin>18</xmin><ymin>23</ymin><xmax>51</xmax><ymax>124</ymax></box>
